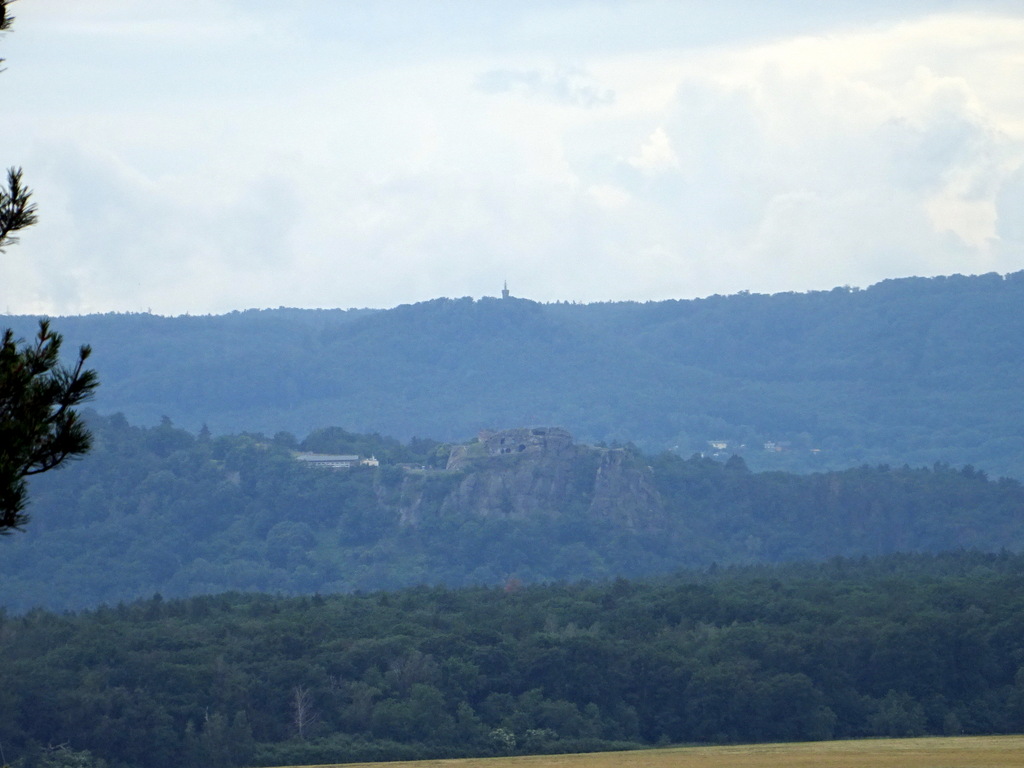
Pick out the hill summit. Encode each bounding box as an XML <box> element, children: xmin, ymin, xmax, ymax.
<box><xmin>8</xmin><ymin>413</ymin><xmax>1024</xmax><ymax>613</ymax></box>
<box><xmin>4</xmin><ymin>270</ymin><xmax>1024</xmax><ymax>476</ymax></box>
<box><xmin>395</xmin><ymin>427</ymin><xmax>662</xmax><ymax>530</ymax></box>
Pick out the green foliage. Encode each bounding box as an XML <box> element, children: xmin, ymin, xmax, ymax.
<box><xmin>2</xmin><ymin>22</ymin><xmax>98</xmax><ymax>530</ymax></box>
<box><xmin>4</xmin><ymin>272</ymin><xmax>1024</xmax><ymax>477</ymax></box>
<box><xmin>5</xmin><ymin>413</ymin><xmax>1024</xmax><ymax>613</ymax></box>
<box><xmin>0</xmin><ymin>321</ymin><xmax>97</xmax><ymax>530</ymax></box>
<box><xmin>2</xmin><ymin>553</ymin><xmax>1024</xmax><ymax>768</ymax></box>
<box><xmin>12</xmin><ymin>745</ymin><xmax>108</xmax><ymax>768</ymax></box>
<box><xmin>0</xmin><ymin>261</ymin><xmax>97</xmax><ymax>535</ymax></box>
<box><xmin>0</xmin><ymin>167</ymin><xmax>37</xmax><ymax>251</ymax></box>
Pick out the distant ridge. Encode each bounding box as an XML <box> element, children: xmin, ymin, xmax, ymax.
<box><xmin>4</xmin><ymin>271</ymin><xmax>1023</xmax><ymax>477</ymax></box>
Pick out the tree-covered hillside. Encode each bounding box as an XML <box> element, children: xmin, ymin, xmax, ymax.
<box><xmin>4</xmin><ymin>552</ymin><xmax>1024</xmax><ymax>768</ymax></box>
<box><xmin>3</xmin><ymin>272</ymin><xmax>1022</xmax><ymax>476</ymax></box>
<box><xmin>5</xmin><ymin>414</ymin><xmax>1023</xmax><ymax>613</ymax></box>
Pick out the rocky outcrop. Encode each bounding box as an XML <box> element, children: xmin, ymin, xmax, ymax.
<box><xmin>590</xmin><ymin>448</ymin><xmax>664</xmax><ymax>530</ymax></box>
<box><xmin>391</xmin><ymin>427</ymin><xmax>665</xmax><ymax>530</ymax></box>
<box><xmin>445</xmin><ymin>427</ymin><xmax>576</xmax><ymax>471</ymax></box>
<box><xmin>440</xmin><ymin>427</ymin><xmax>583</xmax><ymax>519</ymax></box>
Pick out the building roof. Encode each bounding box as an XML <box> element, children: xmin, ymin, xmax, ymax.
<box><xmin>295</xmin><ymin>453</ymin><xmax>360</xmax><ymax>463</ymax></box>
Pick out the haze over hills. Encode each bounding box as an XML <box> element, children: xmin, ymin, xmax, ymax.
<box><xmin>5</xmin><ymin>410</ymin><xmax>1023</xmax><ymax>614</ymax></box>
<box><xmin>4</xmin><ymin>276</ymin><xmax>1024</xmax><ymax>766</ymax></box>
<box><xmin>4</xmin><ymin>271</ymin><xmax>1023</xmax><ymax>477</ymax></box>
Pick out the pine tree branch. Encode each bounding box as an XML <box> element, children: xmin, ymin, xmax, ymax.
<box><xmin>0</xmin><ymin>167</ymin><xmax>38</xmax><ymax>252</ymax></box>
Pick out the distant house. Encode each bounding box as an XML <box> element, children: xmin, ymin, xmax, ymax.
<box><xmin>294</xmin><ymin>453</ymin><xmax>362</xmax><ymax>469</ymax></box>
<box><xmin>708</xmin><ymin>440</ymin><xmax>729</xmax><ymax>451</ymax></box>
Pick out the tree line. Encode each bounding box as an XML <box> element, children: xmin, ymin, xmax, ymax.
<box><xmin>4</xmin><ymin>270</ymin><xmax>1024</xmax><ymax>477</ymax></box>
<box><xmin>2</xmin><ymin>415</ymin><xmax>1024</xmax><ymax>614</ymax></box>
<box><xmin>3</xmin><ymin>413</ymin><xmax>1024</xmax><ymax>614</ymax></box>
<box><xmin>3</xmin><ymin>551</ymin><xmax>1024</xmax><ymax>768</ymax></box>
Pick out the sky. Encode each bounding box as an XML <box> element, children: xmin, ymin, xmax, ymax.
<box><xmin>3</xmin><ymin>0</ymin><xmax>1024</xmax><ymax>315</ymax></box>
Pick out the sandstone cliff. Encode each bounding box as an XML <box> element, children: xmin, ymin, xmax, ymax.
<box><xmin>388</xmin><ymin>427</ymin><xmax>665</xmax><ymax>530</ymax></box>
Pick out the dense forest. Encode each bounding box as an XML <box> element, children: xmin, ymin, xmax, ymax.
<box><xmin>3</xmin><ymin>413</ymin><xmax>1022</xmax><ymax>613</ymax></box>
<box><xmin>4</xmin><ymin>274</ymin><xmax>1024</xmax><ymax>768</ymax></box>
<box><xmin>3</xmin><ymin>271</ymin><xmax>1024</xmax><ymax>477</ymax></box>
<box><xmin>4</xmin><ymin>551</ymin><xmax>1024</xmax><ymax>768</ymax></box>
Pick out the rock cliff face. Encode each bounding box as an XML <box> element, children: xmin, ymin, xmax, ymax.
<box><xmin>446</xmin><ymin>427</ymin><xmax>576</xmax><ymax>471</ymax></box>
<box><xmin>393</xmin><ymin>427</ymin><xmax>665</xmax><ymax>530</ymax></box>
<box><xmin>590</xmin><ymin>447</ymin><xmax>666</xmax><ymax>531</ymax></box>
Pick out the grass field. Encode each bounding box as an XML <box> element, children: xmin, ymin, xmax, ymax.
<box><xmin>272</xmin><ymin>735</ymin><xmax>1024</xmax><ymax>768</ymax></box>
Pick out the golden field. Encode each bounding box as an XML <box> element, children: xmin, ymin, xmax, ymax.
<box><xmin>272</xmin><ymin>735</ymin><xmax>1024</xmax><ymax>768</ymax></box>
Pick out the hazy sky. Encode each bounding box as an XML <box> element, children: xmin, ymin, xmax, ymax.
<box><xmin>3</xmin><ymin>1</ymin><xmax>1024</xmax><ymax>315</ymax></box>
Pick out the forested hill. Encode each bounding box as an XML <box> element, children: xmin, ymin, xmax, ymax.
<box><xmin>5</xmin><ymin>414</ymin><xmax>1024</xmax><ymax>613</ymax></box>
<box><xmin>4</xmin><ymin>551</ymin><xmax>1024</xmax><ymax>768</ymax></box>
<box><xmin>4</xmin><ymin>271</ymin><xmax>1024</xmax><ymax>476</ymax></box>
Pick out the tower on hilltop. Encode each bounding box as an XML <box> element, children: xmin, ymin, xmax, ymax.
<box><xmin>502</xmin><ymin>281</ymin><xmax>510</xmax><ymax>299</ymax></box>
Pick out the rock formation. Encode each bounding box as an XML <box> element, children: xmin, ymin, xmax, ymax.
<box><xmin>391</xmin><ymin>427</ymin><xmax>665</xmax><ymax>530</ymax></box>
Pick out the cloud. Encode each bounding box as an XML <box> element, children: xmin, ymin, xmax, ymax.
<box><xmin>476</xmin><ymin>66</ymin><xmax>615</xmax><ymax>107</ymax></box>
<box><xmin>0</xmin><ymin>137</ymin><xmax>307</xmax><ymax>314</ymax></box>
<box><xmin>17</xmin><ymin>0</ymin><xmax>270</xmax><ymax>41</ymax></box>
<box><xmin>4</xmin><ymin>6</ymin><xmax>1024</xmax><ymax>314</ymax></box>
<box><xmin>993</xmin><ymin>164</ymin><xmax>1024</xmax><ymax>250</ymax></box>
<box><xmin>560</xmin><ymin>13</ymin><xmax>1024</xmax><ymax>296</ymax></box>
<box><xmin>628</xmin><ymin>128</ymin><xmax>680</xmax><ymax>175</ymax></box>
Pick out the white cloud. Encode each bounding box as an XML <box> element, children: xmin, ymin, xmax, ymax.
<box><xmin>3</xmin><ymin>5</ymin><xmax>1024</xmax><ymax>314</ymax></box>
<box><xmin>587</xmin><ymin>184</ymin><xmax>631</xmax><ymax>210</ymax></box>
<box><xmin>578</xmin><ymin>13</ymin><xmax>1024</xmax><ymax>294</ymax></box>
<box><xmin>476</xmin><ymin>66</ymin><xmax>615</xmax><ymax>107</ymax></box>
<box><xmin>628</xmin><ymin>128</ymin><xmax>680</xmax><ymax>175</ymax></box>
<box><xmin>15</xmin><ymin>0</ymin><xmax>271</xmax><ymax>41</ymax></box>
